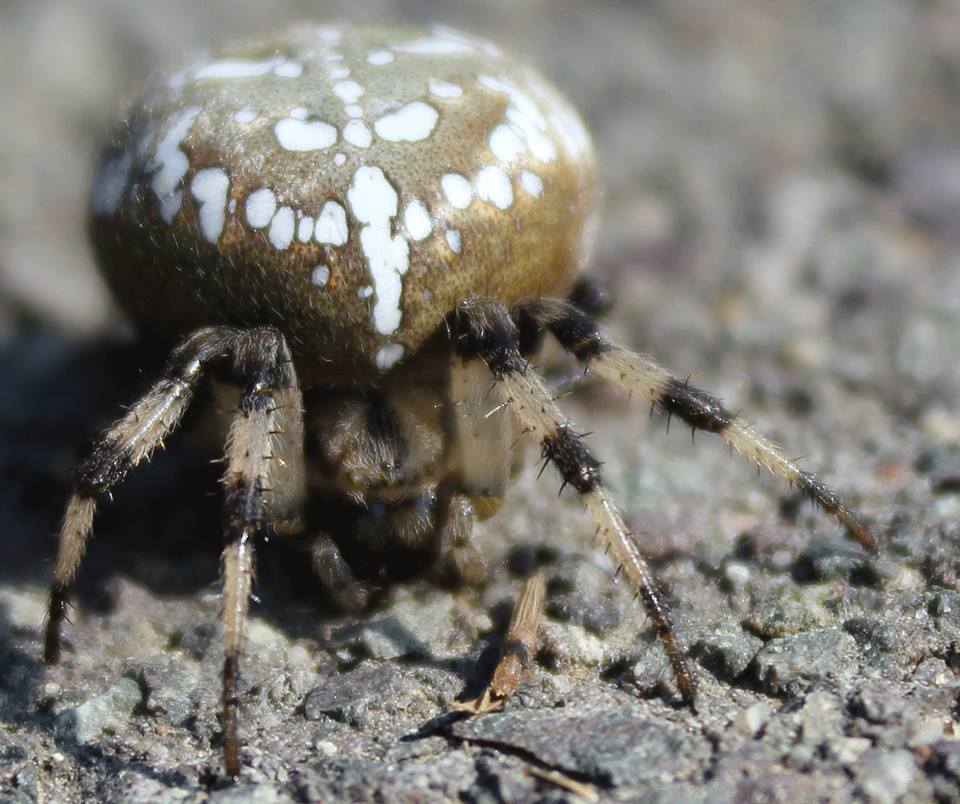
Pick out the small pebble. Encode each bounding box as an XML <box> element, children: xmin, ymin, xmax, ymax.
<box><xmin>856</xmin><ymin>749</ymin><xmax>915</xmax><ymax>803</ymax></box>
<box><xmin>734</xmin><ymin>702</ymin><xmax>772</xmax><ymax>738</ymax></box>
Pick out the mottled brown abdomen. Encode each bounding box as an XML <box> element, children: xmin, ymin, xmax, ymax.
<box><xmin>90</xmin><ymin>23</ymin><xmax>598</xmax><ymax>384</ymax></box>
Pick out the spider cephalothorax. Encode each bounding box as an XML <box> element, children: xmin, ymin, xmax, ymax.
<box><xmin>46</xmin><ymin>22</ymin><xmax>872</xmax><ymax>779</ymax></box>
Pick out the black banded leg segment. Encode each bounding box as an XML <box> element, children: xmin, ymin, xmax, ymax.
<box><xmin>568</xmin><ymin>277</ymin><xmax>613</xmax><ymax>321</ymax></box>
<box><xmin>452</xmin><ymin>300</ymin><xmax>697</xmax><ymax>709</ymax></box>
<box><xmin>44</xmin><ymin>327</ymin><xmax>242</xmax><ymax>663</ymax></box>
<box><xmin>513</xmin><ymin>298</ymin><xmax>873</xmax><ymax>550</ymax></box>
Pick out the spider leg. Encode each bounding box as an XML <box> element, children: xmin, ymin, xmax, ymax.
<box><xmin>43</xmin><ymin>327</ymin><xmax>242</xmax><ymax>663</ymax></box>
<box><xmin>435</xmin><ymin>491</ymin><xmax>486</xmax><ymax>587</ymax></box>
<box><xmin>452</xmin><ymin>299</ymin><xmax>697</xmax><ymax>710</ymax></box>
<box><xmin>568</xmin><ymin>277</ymin><xmax>613</xmax><ymax>320</ymax></box>
<box><xmin>218</xmin><ymin>328</ymin><xmax>303</xmax><ymax>779</ymax></box>
<box><xmin>429</xmin><ymin>354</ymin><xmax>520</xmax><ymax>587</ymax></box>
<box><xmin>308</xmin><ymin>531</ymin><xmax>371</xmax><ymax>610</ymax></box>
<box><xmin>513</xmin><ymin>298</ymin><xmax>874</xmax><ymax>551</ymax></box>
<box><xmin>44</xmin><ymin>326</ymin><xmax>304</xmax><ymax>779</ymax></box>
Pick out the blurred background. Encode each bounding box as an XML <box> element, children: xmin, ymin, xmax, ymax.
<box><xmin>3</xmin><ymin>1</ymin><xmax>960</xmax><ymax>800</ymax></box>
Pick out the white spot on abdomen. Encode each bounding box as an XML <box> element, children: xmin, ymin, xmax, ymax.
<box><xmin>549</xmin><ymin>109</ymin><xmax>593</xmax><ymax>160</ymax></box>
<box><xmin>297</xmin><ymin>215</ymin><xmax>315</xmax><ymax>242</ymax></box>
<box><xmin>272</xmin><ymin>61</ymin><xmax>303</xmax><ymax>78</ymax></box>
<box><xmin>316</xmin><ymin>26</ymin><xmax>343</xmax><ymax>44</ymax></box>
<box><xmin>367</xmin><ymin>50</ymin><xmax>394</xmax><ymax>65</ymax></box>
<box><xmin>347</xmin><ymin>166</ymin><xmax>409</xmax><ymax>340</ymax></box>
<box><xmin>475</xmin><ymin>166</ymin><xmax>513</xmax><ymax>210</ymax></box>
<box><xmin>375</xmin><ymin>343</ymin><xmax>405</xmax><ymax>370</ymax></box>
<box><xmin>149</xmin><ymin>107</ymin><xmax>200</xmax><ymax>223</ymax></box>
<box><xmin>92</xmin><ymin>152</ymin><xmax>133</xmax><ymax>216</ymax></box>
<box><xmin>441</xmin><ymin>173</ymin><xmax>473</xmax><ymax>209</ymax></box>
<box><xmin>429</xmin><ymin>80</ymin><xmax>462</xmax><ymax>98</ymax></box>
<box><xmin>403</xmin><ymin>200</ymin><xmax>432</xmax><ymax>241</ymax></box>
<box><xmin>311</xmin><ymin>265</ymin><xmax>330</xmax><ymax>286</ymax></box>
<box><xmin>194</xmin><ymin>56</ymin><xmax>299</xmax><ymax>80</ymax></box>
<box><xmin>520</xmin><ymin>170</ymin><xmax>543</xmax><ymax>197</ymax></box>
<box><xmin>269</xmin><ymin>206</ymin><xmax>295</xmax><ymax>249</ymax></box>
<box><xmin>343</xmin><ymin>120</ymin><xmax>372</xmax><ymax>148</ymax></box>
<box><xmin>445</xmin><ymin>230</ymin><xmax>462</xmax><ymax>253</ymax></box>
<box><xmin>333</xmin><ymin>80</ymin><xmax>364</xmax><ymax>104</ymax></box>
<box><xmin>479</xmin><ymin>74</ymin><xmax>557</xmax><ymax>163</ymax></box>
<box><xmin>489</xmin><ymin>124</ymin><xmax>524</xmax><ymax>162</ymax></box>
<box><xmin>506</xmin><ymin>107</ymin><xmax>556</xmax><ymax>162</ymax></box>
<box><xmin>245</xmin><ymin>188</ymin><xmax>277</xmax><ymax>229</ymax></box>
<box><xmin>275</xmin><ymin>118</ymin><xmax>338</xmax><ymax>151</ymax></box>
<box><xmin>190</xmin><ymin>167</ymin><xmax>230</xmax><ymax>243</ymax></box>
<box><xmin>393</xmin><ymin>36</ymin><xmax>474</xmax><ymax>55</ymax></box>
<box><xmin>234</xmin><ymin>107</ymin><xmax>257</xmax><ymax>124</ymax></box>
<box><xmin>373</xmin><ymin>102</ymin><xmax>438</xmax><ymax>142</ymax></box>
<box><xmin>314</xmin><ymin>201</ymin><xmax>348</xmax><ymax>245</ymax></box>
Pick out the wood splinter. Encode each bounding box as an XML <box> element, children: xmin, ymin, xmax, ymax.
<box><xmin>454</xmin><ymin>572</ymin><xmax>546</xmax><ymax>715</ymax></box>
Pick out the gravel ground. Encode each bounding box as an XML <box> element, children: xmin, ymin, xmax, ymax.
<box><xmin>3</xmin><ymin>1</ymin><xmax>960</xmax><ymax>802</ymax></box>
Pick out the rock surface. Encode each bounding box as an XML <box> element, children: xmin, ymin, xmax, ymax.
<box><xmin>2</xmin><ymin>1</ymin><xmax>960</xmax><ymax>802</ymax></box>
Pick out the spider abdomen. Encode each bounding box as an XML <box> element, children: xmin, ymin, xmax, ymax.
<box><xmin>91</xmin><ymin>23</ymin><xmax>598</xmax><ymax>383</ymax></box>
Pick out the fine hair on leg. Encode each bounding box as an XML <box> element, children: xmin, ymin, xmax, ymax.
<box><xmin>308</xmin><ymin>530</ymin><xmax>370</xmax><ymax>611</ymax></box>
<box><xmin>218</xmin><ymin>328</ymin><xmax>303</xmax><ymax>778</ymax></box>
<box><xmin>44</xmin><ymin>327</ymin><xmax>242</xmax><ymax>663</ymax></box>
<box><xmin>452</xmin><ymin>299</ymin><xmax>697</xmax><ymax>709</ymax></box>
<box><xmin>44</xmin><ymin>325</ymin><xmax>305</xmax><ymax>779</ymax></box>
<box><xmin>435</xmin><ymin>489</ymin><xmax>485</xmax><ymax>587</ymax></box>
<box><xmin>513</xmin><ymin>298</ymin><xmax>873</xmax><ymax>550</ymax></box>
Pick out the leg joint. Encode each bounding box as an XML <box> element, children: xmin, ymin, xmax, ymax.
<box><xmin>541</xmin><ymin>425</ymin><xmax>602</xmax><ymax>494</ymax></box>
<box><xmin>514</xmin><ymin>299</ymin><xmax>608</xmax><ymax>361</ymax></box>
<box><xmin>451</xmin><ymin>301</ymin><xmax>524</xmax><ymax>377</ymax></box>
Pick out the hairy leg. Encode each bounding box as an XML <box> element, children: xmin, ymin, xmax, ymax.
<box><xmin>218</xmin><ymin>329</ymin><xmax>303</xmax><ymax>778</ymax></box>
<box><xmin>44</xmin><ymin>327</ymin><xmax>241</xmax><ymax>662</ymax></box>
<box><xmin>308</xmin><ymin>531</ymin><xmax>370</xmax><ymax>611</ymax></box>
<box><xmin>514</xmin><ymin>298</ymin><xmax>873</xmax><ymax>550</ymax></box>
<box><xmin>44</xmin><ymin>326</ymin><xmax>305</xmax><ymax>779</ymax></box>
<box><xmin>568</xmin><ymin>277</ymin><xmax>612</xmax><ymax>320</ymax></box>
<box><xmin>452</xmin><ymin>300</ymin><xmax>697</xmax><ymax>709</ymax></box>
<box><xmin>435</xmin><ymin>491</ymin><xmax>485</xmax><ymax>587</ymax></box>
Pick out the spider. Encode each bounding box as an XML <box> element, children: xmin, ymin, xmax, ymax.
<box><xmin>44</xmin><ymin>22</ymin><xmax>873</xmax><ymax>778</ymax></box>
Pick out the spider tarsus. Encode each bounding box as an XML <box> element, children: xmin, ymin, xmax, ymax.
<box><xmin>795</xmin><ymin>471</ymin><xmax>874</xmax><ymax>551</ymax></box>
<box><xmin>222</xmin><ymin>653</ymin><xmax>242</xmax><ymax>779</ymax></box>
<box><xmin>43</xmin><ymin>584</ymin><xmax>70</xmax><ymax>664</ymax></box>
